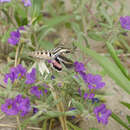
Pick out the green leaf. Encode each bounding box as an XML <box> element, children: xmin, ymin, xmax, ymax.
<box><xmin>31</xmin><ymin>0</ymin><xmax>43</xmax><ymax>18</ymax></box>
<box><xmin>87</xmin><ymin>31</ymin><xmax>104</xmax><ymax>41</ymax></box>
<box><xmin>89</xmin><ymin>128</ymin><xmax>99</xmax><ymax>130</ymax></box>
<box><xmin>120</xmin><ymin>101</ymin><xmax>130</xmax><ymax>109</ymax></box>
<box><xmin>38</xmin><ymin>40</ymin><xmax>54</xmax><ymax>50</ymax></box>
<box><xmin>111</xmin><ymin>113</ymin><xmax>129</xmax><ymax>130</ymax></box>
<box><xmin>100</xmin><ymin>7</ymin><xmax>112</xmax><ymax>25</ymax></box>
<box><xmin>67</xmin><ymin>121</ymin><xmax>82</xmax><ymax>130</ymax></box>
<box><xmin>126</xmin><ymin>115</ymin><xmax>130</xmax><ymax>124</ymax></box>
<box><xmin>44</xmin><ymin>15</ymin><xmax>74</xmax><ymax>28</ymax></box>
<box><xmin>106</xmin><ymin>42</ymin><xmax>129</xmax><ymax>80</ymax></box>
<box><xmin>72</xmin><ymin>99</ymin><xmax>84</xmax><ymax>112</ymax></box>
<box><xmin>42</xmin><ymin>120</ymin><xmax>48</xmax><ymax>130</ymax></box>
<box><xmin>76</xmin><ymin>44</ymin><xmax>130</xmax><ymax>94</ymax></box>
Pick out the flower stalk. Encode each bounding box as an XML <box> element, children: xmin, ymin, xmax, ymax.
<box><xmin>49</xmin><ymin>84</ymin><xmax>68</xmax><ymax>130</ymax></box>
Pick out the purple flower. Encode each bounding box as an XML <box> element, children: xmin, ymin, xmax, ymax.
<box><xmin>4</xmin><ymin>64</ymin><xmax>26</xmax><ymax>84</ymax></box>
<box><xmin>1</xmin><ymin>95</ymin><xmax>31</xmax><ymax>116</ymax></box>
<box><xmin>1</xmin><ymin>99</ymin><xmax>18</xmax><ymax>115</ymax></box>
<box><xmin>74</xmin><ymin>61</ymin><xmax>86</xmax><ymax>72</ymax></box>
<box><xmin>22</xmin><ymin>0</ymin><xmax>31</xmax><ymax>7</ymax></box>
<box><xmin>4</xmin><ymin>72</ymin><xmax>16</xmax><ymax>83</ymax></box>
<box><xmin>48</xmin><ymin>60</ymin><xmax>52</xmax><ymax>63</ymax></box>
<box><xmin>88</xmin><ymin>93</ymin><xmax>95</xmax><ymax>99</ymax></box>
<box><xmin>87</xmin><ymin>74</ymin><xmax>105</xmax><ymax>90</ymax></box>
<box><xmin>43</xmin><ymin>83</ymin><xmax>48</xmax><ymax>94</ymax></box>
<box><xmin>79</xmin><ymin>71</ymin><xmax>88</xmax><ymax>83</ymax></box>
<box><xmin>0</xmin><ymin>0</ymin><xmax>11</xmax><ymax>2</ymax></box>
<box><xmin>33</xmin><ymin>107</ymin><xmax>38</xmax><ymax>114</ymax></box>
<box><xmin>16</xmin><ymin>64</ymin><xmax>27</xmax><ymax>78</ymax></box>
<box><xmin>92</xmin><ymin>98</ymin><xmax>99</xmax><ymax>104</ymax></box>
<box><xmin>25</xmin><ymin>68</ymin><xmax>36</xmax><ymax>84</ymax></box>
<box><xmin>69</xmin><ymin>107</ymin><xmax>76</xmax><ymax>119</ymax></box>
<box><xmin>83</xmin><ymin>93</ymin><xmax>88</xmax><ymax>100</ymax></box>
<box><xmin>30</xmin><ymin>86</ymin><xmax>43</xmax><ymax>99</ymax></box>
<box><xmin>18</xmin><ymin>26</ymin><xmax>24</xmax><ymax>31</ymax></box>
<box><xmin>14</xmin><ymin>94</ymin><xmax>31</xmax><ymax>116</ymax></box>
<box><xmin>83</xmin><ymin>93</ymin><xmax>95</xmax><ymax>100</ymax></box>
<box><xmin>8</xmin><ymin>30</ymin><xmax>21</xmax><ymax>45</ymax></box>
<box><xmin>51</xmin><ymin>75</ymin><xmax>55</xmax><ymax>80</ymax></box>
<box><xmin>120</xmin><ymin>16</ymin><xmax>130</xmax><ymax>30</ymax></box>
<box><xmin>94</xmin><ymin>104</ymin><xmax>112</xmax><ymax>125</ymax></box>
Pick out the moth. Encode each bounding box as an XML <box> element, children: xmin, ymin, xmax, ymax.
<box><xmin>29</xmin><ymin>46</ymin><xmax>74</xmax><ymax>71</ymax></box>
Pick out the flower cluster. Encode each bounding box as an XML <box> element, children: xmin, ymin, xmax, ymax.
<box><xmin>74</xmin><ymin>61</ymin><xmax>105</xmax><ymax>90</ymax></box>
<box><xmin>2</xmin><ymin>65</ymin><xmax>44</xmax><ymax>116</ymax></box>
<box><xmin>120</xmin><ymin>16</ymin><xmax>130</xmax><ymax>30</ymax></box>
<box><xmin>8</xmin><ymin>26</ymin><xmax>24</xmax><ymax>46</ymax></box>
<box><xmin>74</xmin><ymin>61</ymin><xmax>111</xmax><ymax>125</ymax></box>
<box><xmin>4</xmin><ymin>64</ymin><xmax>26</xmax><ymax>83</ymax></box>
<box><xmin>94</xmin><ymin>104</ymin><xmax>112</xmax><ymax>125</ymax></box>
<box><xmin>4</xmin><ymin>64</ymin><xmax>36</xmax><ymax>85</ymax></box>
<box><xmin>1</xmin><ymin>94</ymin><xmax>31</xmax><ymax>116</ymax></box>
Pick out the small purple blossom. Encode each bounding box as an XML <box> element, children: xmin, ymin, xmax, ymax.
<box><xmin>94</xmin><ymin>104</ymin><xmax>112</xmax><ymax>125</ymax></box>
<box><xmin>14</xmin><ymin>94</ymin><xmax>31</xmax><ymax>116</ymax></box>
<box><xmin>8</xmin><ymin>30</ymin><xmax>21</xmax><ymax>45</ymax></box>
<box><xmin>69</xmin><ymin>107</ymin><xmax>76</xmax><ymax>119</ymax></box>
<box><xmin>83</xmin><ymin>93</ymin><xmax>88</xmax><ymax>100</ymax></box>
<box><xmin>120</xmin><ymin>16</ymin><xmax>130</xmax><ymax>30</ymax></box>
<box><xmin>83</xmin><ymin>93</ymin><xmax>95</xmax><ymax>100</ymax></box>
<box><xmin>51</xmin><ymin>75</ymin><xmax>55</xmax><ymax>80</ymax></box>
<box><xmin>22</xmin><ymin>0</ymin><xmax>32</xmax><ymax>7</ymax></box>
<box><xmin>48</xmin><ymin>60</ymin><xmax>52</xmax><ymax>63</ymax></box>
<box><xmin>25</xmin><ymin>68</ymin><xmax>36</xmax><ymax>84</ymax></box>
<box><xmin>8</xmin><ymin>26</ymin><xmax>24</xmax><ymax>46</ymax></box>
<box><xmin>33</xmin><ymin>107</ymin><xmax>38</xmax><ymax>114</ymax></box>
<box><xmin>88</xmin><ymin>93</ymin><xmax>95</xmax><ymax>99</ymax></box>
<box><xmin>4</xmin><ymin>64</ymin><xmax>26</xmax><ymax>84</ymax></box>
<box><xmin>1</xmin><ymin>99</ymin><xmax>19</xmax><ymax>115</ymax></box>
<box><xmin>4</xmin><ymin>72</ymin><xmax>16</xmax><ymax>83</ymax></box>
<box><xmin>74</xmin><ymin>61</ymin><xmax>86</xmax><ymax>72</ymax></box>
<box><xmin>30</xmin><ymin>86</ymin><xmax>43</xmax><ymax>99</ymax></box>
<box><xmin>43</xmin><ymin>83</ymin><xmax>48</xmax><ymax>94</ymax></box>
<box><xmin>87</xmin><ymin>74</ymin><xmax>105</xmax><ymax>90</ymax></box>
<box><xmin>92</xmin><ymin>98</ymin><xmax>99</xmax><ymax>104</ymax></box>
<box><xmin>18</xmin><ymin>26</ymin><xmax>24</xmax><ymax>31</ymax></box>
<box><xmin>0</xmin><ymin>0</ymin><xmax>11</xmax><ymax>2</ymax></box>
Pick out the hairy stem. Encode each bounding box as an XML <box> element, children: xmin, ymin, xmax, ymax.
<box><xmin>14</xmin><ymin>45</ymin><xmax>20</xmax><ymax>67</ymax></box>
<box><xmin>49</xmin><ymin>84</ymin><xmax>68</xmax><ymax>130</ymax></box>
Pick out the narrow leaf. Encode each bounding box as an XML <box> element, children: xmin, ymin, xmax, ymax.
<box><xmin>111</xmin><ymin>113</ymin><xmax>129</xmax><ymax>130</ymax></box>
<box><xmin>120</xmin><ymin>101</ymin><xmax>130</xmax><ymax>109</ymax></box>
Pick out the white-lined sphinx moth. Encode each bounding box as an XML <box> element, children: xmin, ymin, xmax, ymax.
<box><xmin>29</xmin><ymin>46</ymin><xmax>74</xmax><ymax>71</ymax></box>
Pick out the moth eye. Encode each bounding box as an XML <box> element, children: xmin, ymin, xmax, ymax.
<box><xmin>37</xmin><ymin>52</ymin><xmax>39</xmax><ymax>55</ymax></box>
<box><xmin>45</xmin><ymin>51</ymin><xmax>48</xmax><ymax>54</ymax></box>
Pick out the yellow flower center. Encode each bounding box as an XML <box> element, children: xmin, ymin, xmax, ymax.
<box><xmin>8</xmin><ymin>105</ymin><xmax>12</xmax><ymax>109</ymax></box>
